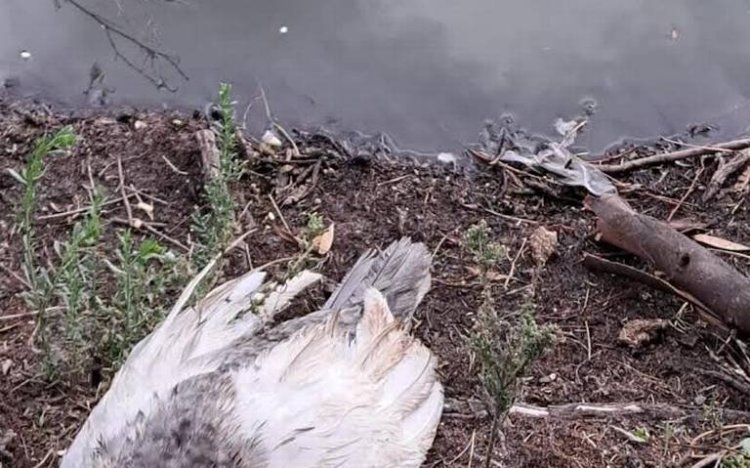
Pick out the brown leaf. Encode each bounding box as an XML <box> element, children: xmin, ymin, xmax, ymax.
<box><xmin>529</xmin><ymin>226</ymin><xmax>558</xmax><ymax>266</ymax></box>
<box><xmin>464</xmin><ymin>266</ymin><xmax>508</xmax><ymax>282</ymax></box>
<box><xmin>312</xmin><ymin>223</ymin><xmax>334</xmax><ymax>255</ymax></box>
<box><xmin>693</xmin><ymin>233</ymin><xmax>750</xmax><ymax>252</ymax></box>
<box><xmin>618</xmin><ymin>319</ymin><xmax>667</xmax><ymax>348</ymax></box>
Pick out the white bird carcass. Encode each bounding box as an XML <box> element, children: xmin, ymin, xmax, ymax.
<box><xmin>62</xmin><ymin>238</ymin><xmax>443</xmax><ymax>467</ymax></box>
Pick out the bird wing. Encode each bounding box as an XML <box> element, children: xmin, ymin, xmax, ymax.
<box><xmin>62</xmin><ymin>257</ymin><xmax>321</xmax><ymax>467</ymax></box>
<box><xmin>232</xmin><ymin>288</ymin><xmax>443</xmax><ymax>468</ymax></box>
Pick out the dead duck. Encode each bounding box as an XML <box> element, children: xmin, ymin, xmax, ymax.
<box><xmin>62</xmin><ymin>238</ymin><xmax>443</xmax><ymax>467</ymax></box>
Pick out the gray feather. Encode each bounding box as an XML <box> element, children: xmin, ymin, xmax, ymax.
<box><xmin>324</xmin><ymin>237</ymin><xmax>432</xmax><ymax>320</ymax></box>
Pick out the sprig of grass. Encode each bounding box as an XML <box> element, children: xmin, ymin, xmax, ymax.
<box><xmin>100</xmin><ymin>232</ymin><xmax>183</xmax><ymax>365</ymax></box>
<box><xmin>15</xmin><ymin>127</ymin><xmax>76</xmax><ymax>299</ymax></box>
<box><xmin>191</xmin><ymin>83</ymin><xmax>243</xmax><ymax>271</ymax></box>
<box><xmin>11</xmin><ymin>127</ymin><xmax>76</xmax><ymax>371</ymax></box>
<box><xmin>463</xmin><ymin>220</ymin><xmax>506</xmax><ymax>274</ymax></box>
<box><xmin>462</xmin><ymin>222</ymin><xmax>552</xmax><ymax>467</ymax></box>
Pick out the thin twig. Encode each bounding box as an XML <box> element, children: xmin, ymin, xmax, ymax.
<box><xmin>596</xmin><ymin>138</ymin><xmax>750</xmax><ymax>174</ymax></box>
<box><xmin>661</xmin><ymin>137</ymin><xmax>736</xmax><ymax>155</ymax></box>
<box><xmin>112</xmin><ymin>217</ymin><xmax>189</xmax><ymax>251</ymax></box>
<box><xmin>268</xmin><ymin>194</ymin><xmax>293</xmax><ymax>235</ymax></box>
<box><xmin>582</xmin><ymin>253</ymin><xmax>727</xmax><ymax>331</ymax></box>
<box><xmin>117</xmin><ymin>157</ymin><xmax>135</xmax><ymax>227</ymax></box>
<box><xmin>667</xmin><ymin>164</ymin><xmax>705</xmax><ymax>221</ymax></box>
<box><xmin>0</xmin><ymin>263</ymin><xmax>31</xmax><ymax>289</ymax></box>
<box><xmin>161</xmin><ymin>154</ymin><xmax>189</xmax><ymax>175</ymax></box>
<box><xmin>38</xmin><ymin>195</ymin><xmax>137</xmax><ymax>220</ymax></box>
<box><xmin>0</xmin><ymin>311</ymin><xmax>38</xmax><ymax>322</ymax></box>
<box><xmin>504</xmin><ymin>238</ymin><xmax>527</xmax><ymax>289</ymax></box>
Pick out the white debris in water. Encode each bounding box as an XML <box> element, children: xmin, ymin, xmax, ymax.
<box><xmin>19</xmin><ymin>50</ymin><xmax>31</xmax><ymax>60</ymax></box>
<box><xmin>279</xmin><ymin>26</ymin><xmax>289</xmax><ymax>34</ymax></box>
<box><xmin>437</xmin><ymin>152</ymin><xmax>457</xmax><ymax>164</ymax></box>
<box><xmin>133</xmin><ymin>120</ymin><xmax>147</xmax><ymax>130</ymax></box>
<box><xmin>262</xmin><ymin>129</ymin><xmax>283</xmax><ymax>147</ymax></box>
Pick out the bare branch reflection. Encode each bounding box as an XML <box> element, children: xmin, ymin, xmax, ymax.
<box><xmin>60</xmin><ymin>0</ymin><xmax>189</xmax><ymax>92</ymax></box>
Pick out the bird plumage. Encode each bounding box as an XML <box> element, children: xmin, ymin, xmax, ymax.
<box><xmin>62</xmin><ymin>238</ymin><xmax>442</xmax><ymax>467</ymax></box>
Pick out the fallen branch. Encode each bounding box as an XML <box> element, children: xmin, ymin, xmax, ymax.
<box><xmin>510</xmin><ymin>401</ymin><xmax>750</xmax><ymax>420</ymax></box>
<box><xmin>587</xmin><ymin>194</ymin><xmax>750</xmax><ymax>333</ymax></box>
<box><xmin>445</xmin><ymin>398</ymin><xmax>750</xmax><ymax>421</ymax></box>
<box><xmin>596</xmin><ymin>138</ymin><xmax>750</xmax><ymax>174</ymax></box>
<box><xmin>195</xmin><ymin>129</ymin><xmax>220</xmax><ymax>180</ymax></box>
<box><xmin>582</xmin><ymin>253</ymin><xmax>725</xmax><ymax>330</ymax></box>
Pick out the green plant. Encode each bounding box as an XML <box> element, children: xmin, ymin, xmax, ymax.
<box><xmin>55</xmin><ymin>190</ymin><xmax>104</xmax><ymax>349</ymax></box>
<box><xmin>463</xmin><ymin>220</ymin><xmax>506</xmax><ymax>272</ymax></box>
<box><xmin>632</xmin><ymin>426</ymin><xmax>650</xmax><ymax>442</ymax></box>
<box><xmin>99</xmin><ymin>231</ymin><xmax>181</xmax><ymax>365</ymax></box>
<box><xmin>10</xmin><ymin>127</ymin><xmax>76</xmax><ymax>370</ymax></box>
<box><xmin>723</xmin><ymin>454</ymin><xmax>750</xmax><ymax>468</ymax></box>
<box><xmin>305</xmin><ymin>212</ymin><xmax>325</xmax><ymax>239</ymax></box>
<box><xmin>465</xmin><ymin>219</ymin><xmax>552</xmax><ymax>467</ymax></box>
<box><xmin>191</xmin><ymin>83</ymin><xmax>242</xmax><ymax>271</ymax></box>
<box><xmin>470</xmin><ymin>295</ymin><xmax>552</xmax><ymax>467</ymax></box>
<box><xmin>14</xmin><ymin>127</ymin><xmax>76</xmax><ymax>296</ymax></box>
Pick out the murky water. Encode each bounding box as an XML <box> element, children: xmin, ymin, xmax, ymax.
<box><xmin>4</xmin><ymin>0</ymin><xmax>750</xmax><ymax>153</ymax></box>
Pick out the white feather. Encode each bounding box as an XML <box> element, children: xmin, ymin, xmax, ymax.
<box><xmin>62</xmin><ymin>268</ymin><xmax>321</xmax><ymax>467</ymax></box>
<box><xmin>231</xmin><ymin>288</ymin><xmax>443</xmax><ymax>467</ymax></box>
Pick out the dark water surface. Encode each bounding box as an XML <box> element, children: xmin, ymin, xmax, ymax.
<box><xmin>4</xmin><ymin>0</ymin><xmax>750</xmax><ymax>153</ymax></box>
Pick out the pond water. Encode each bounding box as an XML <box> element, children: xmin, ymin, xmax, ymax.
<box><xmin>4</xmin><ymin>0</ymin><xmax>750</xmax><ymax>154</ymax></box>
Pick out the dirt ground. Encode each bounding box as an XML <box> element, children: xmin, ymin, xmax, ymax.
<box><xmin>1</xmin><ymin>96</ymin><xmax>750</xmax><ymax>467</ymax></box>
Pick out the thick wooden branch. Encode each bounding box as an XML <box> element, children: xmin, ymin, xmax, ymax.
<box><xmin>196</xmin><ymin>129</ymin><xmax>220</xmax><ymax>181</ymax></box>
<box><xmin>587</xmin><ymin>194</ymin><xmax>750</xmax><ymax>333</ymax></box>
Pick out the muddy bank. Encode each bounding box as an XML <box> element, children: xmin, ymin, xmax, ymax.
<box><xmin>1</xmin><ymin>97</ymin><xmax>750</xmax><ymax>467</ymax></box>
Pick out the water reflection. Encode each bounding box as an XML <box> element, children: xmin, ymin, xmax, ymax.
<box><xmin>3</xmin><ymin>0</ymin><xmax>750</xmax><ymax>152</ymax></box>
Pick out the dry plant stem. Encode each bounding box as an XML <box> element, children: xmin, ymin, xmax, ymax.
<box><xmin>667</xmin><ymin>164</ymin><xmax>704</xmax><ymax>221</ymax></box>
<box><xmin>587</xmin><ymin>194</ymin><xmax>750</xmax><ymax>333</ymax></box>
<box><xmin>596</xmin><ymin>138</ymin><xmax>750</xmax><ymax>173</ymax></box>
<box><xmin>116</xmin><ymin>157</ymin><xmax>134</xmax><ymax>227</ymax></box>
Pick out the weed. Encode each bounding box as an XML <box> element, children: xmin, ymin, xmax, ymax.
<box><xmin>632</xmin><ymin>426</ymin><xmax>650</xmax><ymax>442</ymax></box>
<box><xmin>99</xmin><ymin>231</ymin><xmax>184</xmax><ymax>365</ymax></box>
<box><xmin>463</xmin><ymin>222</ymin><xmax>551</xmax><ymax>467</ymax></box>
<box><xmin>15</xmin><ymin>127</ymin><xmax>76</xmax><ymax>298</ymax></box>
<box><xmin>11</xmin><ymin>127</ymin><xmax>76</xmax><ymax>371</ymax></box>
<box><xmin>191</xmin><ymin>83</ymin><xmax>243</xmax><ymax>271</ymax></box>
<box><xmin>723</xmin><ymin>454</ymin><xmax>750</xmax><ymax>468</ymax></box>
<box><xmin>53</xmin><ymin>189</ymin><xmax>104</xmax><ymax>363</ymax></box>
<box><xmin>304</xmin><ymin>212</ymin><xmax>325</xmax><ymax>240</ymax></box>
<box><xmin>463</xmin><ymin>220</ymin><xmax>506</xmax><ymax>273</ymax></box>
<box><xmin>470</xmin><ymin>295</ymin><xmax>552</xmax><ymax>467</ymax></box>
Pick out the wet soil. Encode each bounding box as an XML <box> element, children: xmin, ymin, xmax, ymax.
<box><xmin>1</xmin><ymin>97</ymin><xmax>750</xmax><ymax>467</ymax></box>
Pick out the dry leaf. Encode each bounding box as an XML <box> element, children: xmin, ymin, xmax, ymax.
<box><xmin>693</xmin><ymin>233</ymin><xmax>750</xmax><ymax>252</ymax></box>
<box><xmin>464</xmin><ymin>265</ymin><xmax>508</xmax><ymax>282</ymax></box>
<box><xmin>312</xmin><ymin>223</ymin><xmax>334</xmax><ymax>255</ymax></box>
<box><xmin>618</xmin><ymin>319</ymin><xmax>667</xmax><ymax>348</ymax></box>
<box><xmin>529</xmin><ymin>226</ymin><xmax>558</xmax><ymax>266</ymax></box>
